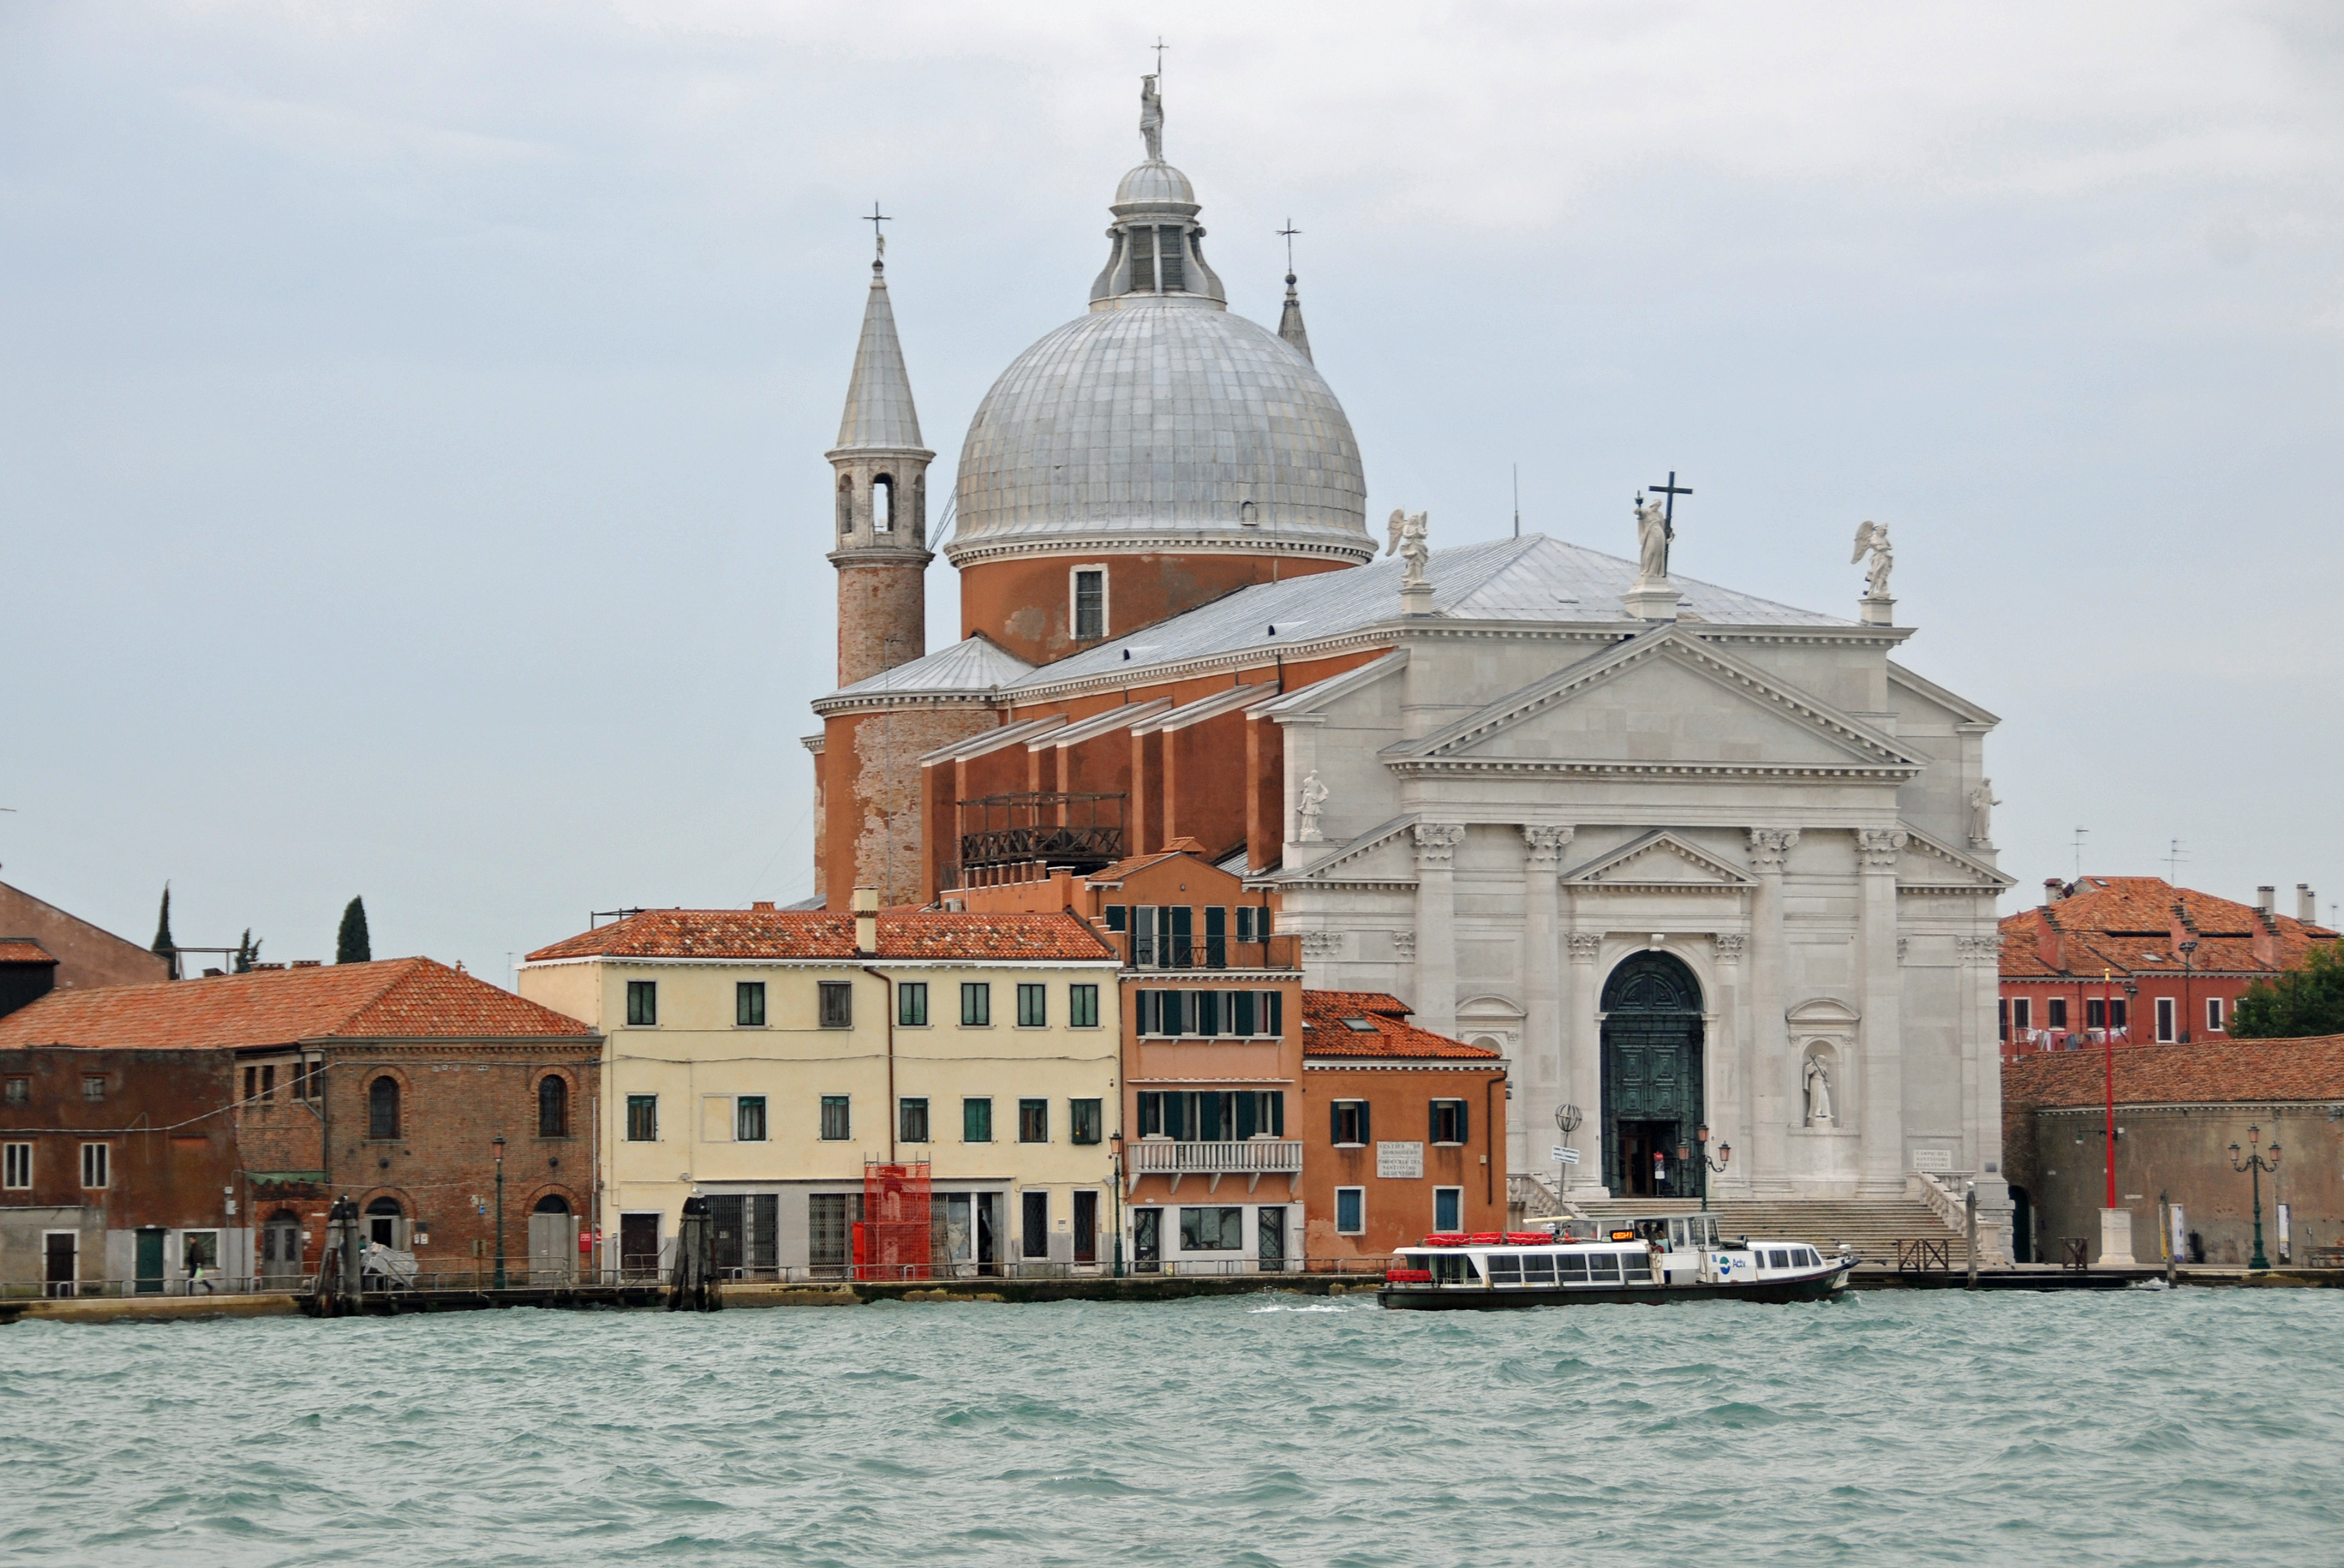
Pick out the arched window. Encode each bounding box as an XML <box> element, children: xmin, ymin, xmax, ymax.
<box><xmin>533</xmin><ymin>1193</ymin><xmax>572</xmax><ymax>1215</ymax></box>
<box><xmin>872</xmin><ymin>474</ymin><xmax>893</xmax><ymax>533</ymax></box>
<box><xmin>911</xmin><ymin>474</ymin><xmax>926</xmax><ymax>540</ymax></box>
<box><xmin>836</xmin><ymin>474</ymin><xmax>853</xmax><ymax>534</ymax></box>
<box><xmin>367</xmin><ymin>1076</ymin><xmax>399</xmax><ymax>1140</ymax></box>
<box><xmin>539</xmin><ymin>1075</ymin><xmax>569</xmax><ymax>1139</ymax></box>
<box><xmin>364</xmin><ymin>1195</ymin><xmax>403</xmax><ymax>1248</ymax></box>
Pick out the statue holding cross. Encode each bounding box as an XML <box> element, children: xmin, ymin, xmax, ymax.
<box><xmin>1633</xmin><ymin>472</ymin><xmax>1691</xmax><ymax>585</ymax></box>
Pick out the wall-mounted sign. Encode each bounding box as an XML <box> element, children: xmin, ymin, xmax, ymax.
<box><xmin>1376</xmin><ymin>1141</ymin><xmax>1424</xmax><ymax>1180</ymax></box>
<box><xmin>1910</xmin><ymin>1147</ymin><xmax>1953</xmax><ymax>1171</ymax></box>
<box><xmin>1556</xmin><ymin>1147</ymin><xmax>1580</xmax><ymax>1166</ymax></box>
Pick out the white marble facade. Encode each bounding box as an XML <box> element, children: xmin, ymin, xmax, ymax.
<box><xmin>1262</xmin><ymin>613</ymin><xmax>2013</xmax><ymax>1211</ymax></box>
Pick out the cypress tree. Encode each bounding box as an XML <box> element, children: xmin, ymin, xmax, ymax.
<box><xmin>152</xmin><ymin>885</ymin><xmax>176</xmax><ymax>956</ymax></box>
<box><xmin>234</xmin><ymin>929</ymin><xmax>260</xmax><ymax>974</ymax></box>
<box><xmin>336</xmin><ymin>897</ymin><xmax>372</xmax><ymax>964</ymax></box>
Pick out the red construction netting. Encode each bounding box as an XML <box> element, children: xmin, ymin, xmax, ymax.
<box><xmin>853</xmin><ymin>1161</ymin><xmax>932</xmax><ymax>1281</ymax></box>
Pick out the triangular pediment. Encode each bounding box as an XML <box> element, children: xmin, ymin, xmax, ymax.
<box><xmin>1385</xmin><ymin>625</ymin><xmax>1921</xmax><ymax>779</ymax></box>
<box><xmin>1896</xmin><ymin>826</ymin><xmax>2017</xmax><ymax>892</ymax></box>
<box><xmin>1564</xmin><ymin>831</ymin><xmax>1755</xmax><ymax>891</ymax></box>
<box><xmin>1277</xmin><ymin>814</ymin><xmax>1421</xmax><ymax>888</ymax></box>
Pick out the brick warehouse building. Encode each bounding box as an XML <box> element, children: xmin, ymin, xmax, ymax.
<box><xmin>0</xmin><ymin>958</ymin><xmax>599</xmax><ymax>1294</ymax></box>
<box><xmin>2000</xmin><ymin>879</ymin><xmax>2336</xmax><ymax>1055</ymax></box>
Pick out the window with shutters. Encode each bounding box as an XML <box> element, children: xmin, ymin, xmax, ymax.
<box><xmin>626</xmin><ymin>1094</ymin><xmax>658</xmax><ymax>1141</ymax></box>
<box><xmin>1069</xmin><ymin>984</ymin><xmax>1099</xmax><ymax>1028</ymax></box>
<box><xmin>819</xmin><ymin>982</ymin><xmax>853</xmax><ymax>1030</ymax></box>
<box><xmin>898</xmin><ymin>982</ymin><xmax>929</xmax><ymax>1026</ymax></box>
<box><xmin>80</xmin><ymin>1141</ymin><xmax>109</xmax><ymax>1189</ymax></box>
<box><xmin>819</xmin><ymin>1096</ymin><xmax>851</xmax><ymax>1141</ymax></box>
<box><xmin>736</xmin><ymin>981</ymin><xmax>766</xmax><ymax>1027</ymax></box>
<box><xmin>1017</xmin><ymin>1099</ymin><xmax>1048</xmax><ymax>1143</ymax></box>
<box><xmin>626</xmin><ymin>981</ymin><xmax>657</xmax><ymax>1027</ymax></box>
<box><xmin>736</xmin><ymin>1096</ymin><xmax>768</xmax><ymax>1141</ymax></box>
<box><xmin>961</xmin><ymin>982</ymin><xmax>990</xmax><ymax>1027</ymax></box>
<box><xmin>899</xmin><ymin>1097</ymin><xmax>930</xmax><ymax>1144</ymax></box>
<box><xmin>1335</xmin><ymin>1187</ymin><xmax>1365</xmax><ymax>1234</ymax></box>
<box><xmin>1017</xmin><ymin>983</ymin><xmax>1047</xmax><ymax>1028</ymax></box>
<box><xmin>962</xmin><ymin>1096</ymin><xmax>993</xmax><ymax>1143</ymax></box>
<box><xmin>1070</xmin><ymin>1098</ymin><xmax>1103</xmax><ymax>1145</ymax></box>
<box><xmin>1331</xmin><ymin>1100</ymin><xmax>1370</xmax><ymax>1147</ymax></box>
<box><xmin>1429</xmin><ymin>1099</ymin><xmax>1468</xmax><ymax>1146</ymax></box>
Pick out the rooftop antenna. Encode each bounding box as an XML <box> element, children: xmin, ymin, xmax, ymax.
<box><xmin>1513</xmin><ymin>464</ymin><xmax>1521</xmax><ymax>540</ymax></box>
<box><xmin>2164</xmin><ymin>838</ymin><xmax>2189</xmax><ymax>885</ymax></box>
<box><xmin>862</xmin><ymin>202</ymin><xmax>889</xmax><ymax>263</ymax></box>
<box><xmin>2071</xmin><ymin>826</ymin><xmax>2088</xmax><ymax>882</ymax></box>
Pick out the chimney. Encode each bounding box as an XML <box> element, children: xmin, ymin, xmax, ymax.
<box><xmin>2042</xmin><ymin>877</ymin><xmax>2065</xmax><ymax>908</ymax></box>
<box><xmin>852</xmin><ymin>886</ymin><xmax>879</xmax><ymax>955</ymax></box>
<box><xmin>752</xmin><ymin>900</ymin><xmax>775</xmax><ymax>912</ymax></box>
<box><xmin>2256</xmin><ymin>885</ymin><xmax>2274</xmax><ymax>915</ymax></box>
<box><xmin>2299</xmin><ymin>884</ymin><xmax>2317</xmax><ymax>924</ymax></box>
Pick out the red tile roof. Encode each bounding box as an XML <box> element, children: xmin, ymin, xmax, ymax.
<box><xmin>527</xmin><ymin>909</ymin><xmax>1117</xmax><ymax>964</ymax></box>
<box><xmin>0</xmin><ymin>938</ymin><xmax>57</xmax><ymax>964</ymax></box>
<box><xmin>2000</xmin><ymin>877</ymin><xmax>2336</xmax><ymax>981</ymax></box>
<box><xmin>0</xmin><ymin>958</ymin><xmax>593</xmax><ymax>1051</ymax></box>
<box><xmin>2004</xmin><ymin>1034</ymin><xmax>2344</xmax><ymax>1108</ymax></box>
<box><xmin>1301</xmin><ymin>990</ymin><xmax>1503</xmax><ymax>1061</ymax></box>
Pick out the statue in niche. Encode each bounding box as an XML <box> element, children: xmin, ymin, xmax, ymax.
<box><xmin>1634</xmin><ymin>493</ymin><xmax>1671</xmax><ymax>584</ymax></box>
<box><xmin>1139</xmin><ymin>74</ymin><xmax>1164</xmax><ymax>162</ymax></box>
<box><xmin>1851</xmin><ymin>520</ymin><xmax>1894</xmax><ymax>600</ymax></box>
<box><xmin>1296</xmin><ymin>769</ymin><xmax>1329</xmax><ymax>842</ymax></box>
<box><xmin>1968</xmin><ymin>779</ymin><xmax>2001</xmax><ymax>849</ymax></box>
<box><xmin>1804</xmin><ymin>1053</ymin><xmax>1835</xmax><ymax>1127</ymax></box>
<box><xmin>1385</xmin><ymin>509</ymin><xmax>1430</xmax><ymax>588</ymax></box>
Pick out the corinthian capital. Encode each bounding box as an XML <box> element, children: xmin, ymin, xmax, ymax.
<box><xmin>1746</xmin><ymin>827</ymin><xmax>1801</xmax><ymax>872</ymax></box>
<box><xmin>1856</xmin><ymin>828</ymin><xmax>1909</xmax><ymax>869</ymax></box>
<box><xmin>1521</xmin><ymin>824</ymin><xmax>1576</xmax><ymax>867</ymax></box>
<box><xmin>1413</xmin><ymin>821</ymin><xmax>1467</xmax><ymax>869</ymax></box>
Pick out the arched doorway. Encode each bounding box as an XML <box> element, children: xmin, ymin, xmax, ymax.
<box><xmin>261</xmin><ymin>1209</ymin><xmax>304</xmax><ymax>1284</ymax></box>
<box><xmin>529</xmin><ymin>1193</ymin><xmax>578</xmax><ymax>1284</ymax></box>
<box><xmin>1600</xmin><ymin>951</ymin><xmax>1704</xmax><ymax>1198</ymax></box>
<box><xmin>364</xmin><ymin>1196</ymin><xmax>404</xmax><ymax>1248</ymax></box>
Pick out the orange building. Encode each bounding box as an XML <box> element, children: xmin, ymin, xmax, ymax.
<box><xmin>1299</xmin><ymin>992</ymin><xmax>1507</xmax><ymax>1261</ymax></box>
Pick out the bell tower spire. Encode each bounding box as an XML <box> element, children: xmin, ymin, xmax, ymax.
<box><xmin>827</xmin><ymin>211</ymin><xmax>935</xmax><ymax>688</ymax></box>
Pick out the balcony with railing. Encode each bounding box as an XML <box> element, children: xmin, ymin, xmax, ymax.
<box><xmin>1126</xmin><ymin>1137</ymin><xmax>1304</xmax><ymax>1195</ymax></box>
<box><xmin>1097</xmin><ymin>930</ymin><xmax>1301</xmax><ymax>973</ymax></box>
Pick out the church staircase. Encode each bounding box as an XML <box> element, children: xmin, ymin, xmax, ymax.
<box><xmin>1569</xmin><ymin>1195</ymin><xmax>1971</xmax><ymax>1268</ymax></box>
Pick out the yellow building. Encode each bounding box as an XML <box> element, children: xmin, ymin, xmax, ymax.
<box><xmin>518</xmin><ymin>893</ymin><xmax>1122</xmax><ymax>1277</ymax></box>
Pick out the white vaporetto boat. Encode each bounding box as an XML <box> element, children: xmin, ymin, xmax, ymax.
<box><xmin>1377</xmin><ymin>1213</ymin><xmax>1854</xmax><ymax>1309</ymax></box>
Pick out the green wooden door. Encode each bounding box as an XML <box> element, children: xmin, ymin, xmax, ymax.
<box><xmin>1600</xmin><ymin>952</ymin><xmax>1705</xmax><ymax>1197</ymax></box>
<box><xmin>135</xmin><ymin>1227</ymin><xmax>166</xmax><ymax>1294</ymax></box>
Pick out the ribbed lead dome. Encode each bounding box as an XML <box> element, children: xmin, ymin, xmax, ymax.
<box><xmin>945</xmin><ymin>81</ymin><xmax>1371</xmax><ymax>566</ymax></box>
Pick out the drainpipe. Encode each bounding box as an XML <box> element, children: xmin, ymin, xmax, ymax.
<box><xmin>863</xmin><ymin>966</ymin><xmax>896</xmax><ymax>1162</ymax></box>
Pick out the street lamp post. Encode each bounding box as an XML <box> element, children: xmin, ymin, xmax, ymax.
<box><xmin>492</xmin><ymin>1133</ymin><xmax>508</xmax><ymax>1289</ymax></box>
<box><xmin>2228</xmin><ymin>1125</ymin><xmax>2281</xmax><ymax>1272</ymax></box>
<box><xmin>1683</xmin><ymin>1124</ymin><xmax>1731</xmax><ymax>1212</ymax></box>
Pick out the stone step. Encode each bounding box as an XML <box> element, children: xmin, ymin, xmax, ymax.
<box><xmin>1571</xmin><ymin>1196</ymin><xmax>1972</xmax><ymax>1263</ymax></box>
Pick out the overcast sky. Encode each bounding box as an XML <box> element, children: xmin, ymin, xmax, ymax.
<box><xmin>4</xmin><ymin>1</ymin><xmax>2340</xmax><ymax>980</ymax></box>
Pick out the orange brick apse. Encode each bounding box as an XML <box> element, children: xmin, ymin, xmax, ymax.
<box><xmin>958</xmin><ymin>551</ymin><xmax>1355</xmax><ymax>667</ymax></box>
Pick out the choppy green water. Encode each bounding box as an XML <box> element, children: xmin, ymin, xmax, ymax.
<box><xmin>3</xmin><ymin>1288</ymin><xmax>2336</xmax><ymax>1566</ymax></box>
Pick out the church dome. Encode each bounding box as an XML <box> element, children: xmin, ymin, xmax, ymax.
<box><xmin>945</xmin><ymin>89</ymin><xmax>1371</xmax><ymax>568</ymax></box>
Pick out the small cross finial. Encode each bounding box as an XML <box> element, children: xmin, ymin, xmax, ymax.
<box><xmin>1647</xmin><ymin>470</ymin><xmax>1692</xmax><ymax>531</ymax></box>
<box><xmin>1153</xmin><ymin>35</ymin><xmax>1169</xmax><ymax>76</ymax></box>
<box><xmin>1277</xmin><ymin>218</ymin><xmax>1302</xmax><ymax>277</ymax></box>
<box><xmin>863</xmin><ymin>202</ymin><xmax>890</xmax><ymax>263</ymax></box>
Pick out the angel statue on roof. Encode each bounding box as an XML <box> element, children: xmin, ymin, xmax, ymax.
<box><xmin>1140</xmin><ymin>74</ymin><xmax>1164</xmax><ymax>161</ymax></box>
<box><xmin>1634</xmin><ymin>492</ymin><xmax>1671</xmax><ymax>584</ymax></box>
<box><xmin>1385</xmin><ymin>509</ymin><xmax>1430</xmax><ymax>588</ymax></box>
<box><xmin>1852</xmin><ymin>519</ymin><xmax>1894</xmax><ymax>600</ymax></box>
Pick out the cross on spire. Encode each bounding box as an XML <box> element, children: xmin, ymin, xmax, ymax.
<box><xmin>863</xmin><ymin>202</ymin><xmax>890</xmax><ymax>262</ymax></box>
<box><xmin>1152</xmin><ymin>35</ymin><xmax>1169</xmax><ymax>77</ymax></box>
<box><xmin>1278</xmin><ymin>218</ymin><xmax>1302</xmax><ymax>276</ymax></box>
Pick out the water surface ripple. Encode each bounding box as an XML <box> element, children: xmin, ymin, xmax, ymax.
<box><xmin>3</xmin><ymin>1288</ymin><xmax>2335</xmax><ymax>1566</ymax></box>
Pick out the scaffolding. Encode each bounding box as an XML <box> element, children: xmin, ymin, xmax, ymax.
<box><xmin>853</xmin><ymin>1161</ymin><xmax>932</xmax><ymax>1281</ymax></box>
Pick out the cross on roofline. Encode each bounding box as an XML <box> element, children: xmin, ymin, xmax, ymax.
<box><xmin>1647</xmin><ymin>471</ymin><xmax>1692</xmax><ymax>528</ymax></box>
<box><xmin>1278</xmin><ymin>218</ymin><xmax>1302</xmax><ymax>274</ymax></box>
<box><xmin>1153</xmin><ymin>36</ymin><xmax>1168</xmax><ymax>76</ymax></box>
<box><xmin>863</xmin><ymin>202</ymin><xmax>890</xmax><ymax>260</ymax></box>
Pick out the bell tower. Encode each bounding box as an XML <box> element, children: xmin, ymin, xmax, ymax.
<box><xmin>828</xmin><ymin>235</ymin><xmax>934</xmax><ymax>688</ymax></box>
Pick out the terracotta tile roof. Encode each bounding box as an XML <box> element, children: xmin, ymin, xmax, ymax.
<box><xmin>0</xmin><ymin>938</ymin><xmax>57</xmax><ymax>964</ymax></box>
<box><xmin>1999</xmin><ymin>877</ymin><xmax>2337</xmax><ymax>981</ymax></box>
<box><xmin>2004</xmin><ymin>1034</ymin><xmax>2344</xmax><ymax>1108</ymax></box>
<box><xmin>527</xmin><ymin>909</ymin><xmax>1116</xmax><ymax>964</ymax></box>
<box><xmin>0</xmin><ymin>958</ymin><xmax>593</xmax><ymax>1051</ymax></box>
<box><xmin>1301</xmin><ymin>990</ymin><xmax>1503</xmax><ymax>1061</ymax></box>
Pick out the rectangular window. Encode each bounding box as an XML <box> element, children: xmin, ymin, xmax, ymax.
<box><xmin>244</xmin><ymin>1066</ymin><xmax>256</xmax><ymax>1102</ymax></box>
<box><xmin>1434</xmin><ymin>1187</ymin><xmax>1462</xmax><ymax>1232</ymax></box>
<box><xmin>2110</xmin><ymin>998</ymin><xmax>2128</xmax><ymax>1031</ymax></box>
<box><xmin>3</xmin><ymin>1143</ymin><xmax>29</xmax><ymax>1189</ymax></box>
<box><xmin>961</xmin><ymin>982</ymin><xmax>991</xmax><ymax>1026</ymax></box>
<box><xmin>2085</xmin><ymin>999</ymin><xmax>2106</xmax><ymax>1030</ymax></box>
<box><xmin>1998</xmin><ymin>999</ymin><xmax>2010</xmax><ymax>1042</ymax></box>
<box><xmin>1070</xmin><ymin>1098</ymin><xmax>1103</xmax><ymax>1145</ymax></box>
<box><xmin>1178</xmin><ymin>1206</ymin><xmax>1243</xmax><ymax>1252</ymax></box>
<box><xmin>1166</xmin><ymin>906</ymin><xmax>1193</xmax><ymax>968</ymax></box>
<box><xmin>736</xmin><ymin>981</ymin><xmax>766</xmax><ymax>1027</ymax></box>
<box><xmin>2047</xmin><ymin>998</ymin><xmax>2068</xmax><ymax>1030</ymax></box>
<box><xmin>962</xmin><ymin>1097</ymin><xmax>993</xmax><ymax>1143</ymax></box>
<box><xmin>1157</xmin><ymin>225</ymin><xmax>1185</xmax><ymax>291</ymax></box>
<box><xmin>3</xmin><ymin>1076</ymin><xmax>26</xmax><ymax>1106</ymax></box>
<box><xmin>1105</xmin><ymin>905</ymin><xmax>1127</xmax><ymax>933</ymax></box>
<box><xmin>1017</xmin><ymin>983</ymin><xmax>1047</xmax><ymax>1028</ymax></box>
<box><xmin>82</xmin><ymin>1074</ymin><xmax>105</xmax><ymax>1102</ymax></box>
<box><xmin>1204</xmin><ymin>905</ymin><xmax>1227</xmax><ymax>968</ymax></box>
<box><xmin>260</xmin><ymin>1064</ymin><xmax>276</xmax><ymax>1101</ymax></box>
<box><xmin>626</xmin><ymin>1095</ymin><xmax>658</xmax><ymax>1141</ymax></box>
<box><xmin>819</xmin><ymin>1095</ymin><xmax>851</xmax><ymax>1141</ymax></box>
<box><xmin>1429</xmin><ymin>1099</ymin><xmax>1468</xmax><ymax>1145</ymax></box>
<box><xmin>1332</xmin><ymin>1100</ymin><xmax>1370</xmax><ymax>1146</ymax></box>
<box><xmin>1137</xmin><ymin>1090</ymin><xmax>1163</xmax><ymax>1137</ymax></box>
<box><xmin>292</xmin><ymin>1059</ymin><xmax>309</xmax><ymax>1099</ymax></box>
<box><xmin>1074</xmin><ymin>569</ymin><xmax>1105</xmax><ymax>641</ymax></box>
<box><xmin>1232</xmin><ymin>990</ymin><xmax>1257</xmax><ymax>1038</ymax></box>
<box><xmin>1018</xmin><ymin>1098</ymin><xmax>1048</xmax><ymax>1144</ymax></box>
<box><xmin>1235</xmin><ymin>905</ymin><xmax>1261</xmax><ymax>944</ymax></box>
<box><xmin>1129</xmin><ymin>230</ymin><xmax>1155</xmax><ymax>292</ymax></box>
<box><xmin>899</xmin><ymin>1097</ymin><xmax>930</xmax><ymax>1144</ymax></box>
<box><xmin>1022</xmin><ymin>1190</ymin><xmax>1050</xmax><ymax>1258</ymax></box>
<box><xmin>80</xmin><ymin>1142</ymin><xmax>109</xmax><ymax>1189</ymax></box>
<box><xmin>1132</xmin><ymin>907</ymin><xmax>1154</xmax><ymax>968</ymax></box>
<box><xmin>2156</xmin><ymin>998</ymin><xmax>2176</xmax><ymax>1042</ymax></box>
<box><xmin>626</xmin><ymin>980</ymin><xmax>657</xmax><ymax>1027</ymax></box>
<box><xmin>736</xmin><ymin>1095</ymin><xmax>768</xmax><ymax>1142</ymax></box>
<box><xmin>2011</xmin><ymin>998</ymin><xmax>2031</xmax><ymax>1032</ymax></box>
<box><xmin>1069</xmin><ymin>984</ymin><xmax>1099</xmax><ymax>1028</ymax></box>
<box><xmin>808</xmin><ymin>1193</ymin><xmax>860</xmax><ymax>1272</ymax></box>
<box><xmin>2208</xmin><ymin>996</ymin><xmax>2225</xmax><ymax>1033</ymax></box>
<box><xmin>898</xmin><ymin>982</ymin><xmax>929</xmax><ymax>1027</ymax></box>
<box><xmin>819</xmin><ymin>981</ymin><xmax>853</xmax><ymax>1030</ymax></box>
<box><xmin>1335</xmin><ymin>1187</ymin><xmax>1365</xmax><ymax>1235</ymax></box>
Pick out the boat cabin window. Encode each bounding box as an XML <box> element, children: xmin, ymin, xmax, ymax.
<box><xmin>1402</xmin><ymin>1252</ymin><xmax>1432</xmax><ymax>1272</ymax></box>
<box><xmin>1558</xmin><ymin>1252</ymin><xmax>1590</xmax><ymax>1283</ymax></box>
<box><xmin>1621</xmin><ymin>1250</ymin><xmax>1652</xmax><ymax>1281</ymax></box>
<box><xmin>1522</xmin><ymin>1252</ymin><xmax>1556</xmax><ymax>1284</ymax></box>
<box><xmin>1587</xmin><ymin>1252</ymin><xmax>1622</xmax><ymax>1284</ymax></box>
<box><xmin>1766</xmin><ymin>1248</ymin><xmax>1791</xmax><ymax>1269</ymax></box>
<box><xmin>1488</xmin><ymin>1255</ymin><xmax>1521</xmax><ymax>1284</ymax></box>
<box><xmin>1432</xmin><ymin>1253</ymin><xmax>1479</xmax><ymax>1285</ymax></box>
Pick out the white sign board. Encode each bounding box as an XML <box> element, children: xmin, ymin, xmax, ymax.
<box><xmin>1910</xmin><ymin>1147</ymin><xmax>1953</xmax><ymax>1171</ymax></box>
<box><xmin>1556</xmin><ymin>1147</ymin><xmax>1580</xmax><ymax>1166</ymax></box>
<box><xmin>2168</xmin><ymin>1204</ymin><xmax>2187</xmax><ymax>1262</ymax></box>
<box><xmin>1376</xmin><ymin>1141</ymin><xmax>1424</xmax><ymax>1180</ymax></box>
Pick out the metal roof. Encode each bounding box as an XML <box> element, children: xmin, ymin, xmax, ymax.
<box><xmin>828</xmin><ymin>635</ymin><xmax>1035</xmax><ymax>701</ymax></box>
